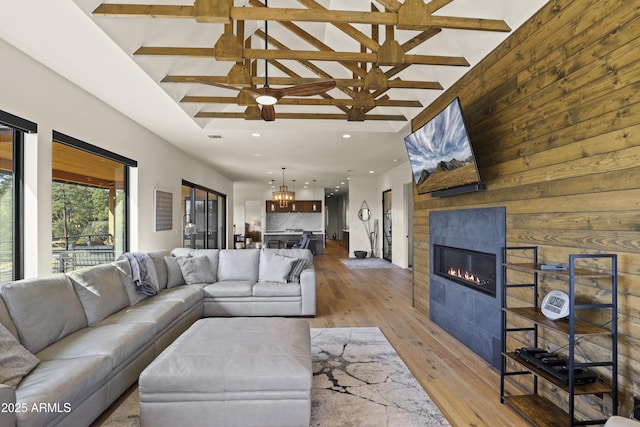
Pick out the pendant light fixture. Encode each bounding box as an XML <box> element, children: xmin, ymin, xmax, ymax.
<box><xmin>272</xmin><ymin>168</ymin><xmax>295</xmax><ymax>207</ymax></box>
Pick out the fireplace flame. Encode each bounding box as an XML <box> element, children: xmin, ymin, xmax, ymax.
<box><xmin>448</xmin><ymin>267</ymin><xmax>481</xmax><ymax>285</ymax></box>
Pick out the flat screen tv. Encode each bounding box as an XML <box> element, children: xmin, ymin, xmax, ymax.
<box><xmin>404</xmin><ymin>97</ymin><xmax>482</xmax><ymax>195</ymax></box>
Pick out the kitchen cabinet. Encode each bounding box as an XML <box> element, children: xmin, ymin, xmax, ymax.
<box><xmin>266</xmin><ymin>200</ymin><xmax>322</xmax><ymax>213</ymax></box>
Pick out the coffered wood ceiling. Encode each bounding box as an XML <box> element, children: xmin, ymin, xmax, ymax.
<box><xmin>90</xmin><ymin>0</ymin><xmax>512</xmax><ymax>122</ymax></box>
<box><xmin>0</xmin><ymin>1</ymin><xmax>547</xmax><ymax>191</ymax></box>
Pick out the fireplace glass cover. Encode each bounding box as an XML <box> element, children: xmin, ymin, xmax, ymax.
<box><xmin>433</xmin><ymin>244</ymin><xmax>496</xmax><ymax>297</ymax></box>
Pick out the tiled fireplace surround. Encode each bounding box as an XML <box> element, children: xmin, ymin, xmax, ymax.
<box><xmin>429</xmin><ymin>207</ymin><xmax>506</xmax><ymax>369</ymax></box>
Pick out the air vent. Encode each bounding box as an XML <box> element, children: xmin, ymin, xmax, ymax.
<box><xmin>207</xmin><ymin>135</ymin><xmax>223</xmax><ymax>139</ymax></box>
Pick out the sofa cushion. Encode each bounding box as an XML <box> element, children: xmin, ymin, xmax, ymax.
<box><xmin>253</xmin><ymin>282</ymin><xmax>301</xmax><ymax>297</ymax></box>
<box><xmin>148</xmin><ymin>250</ymin><xmax>170</xmax><ymax>290</ymax></box>
<box><xmin>258</xmin><ymin>249</ymin><xmax>313</xmax><ymax>282</ymax></box>
<box><xmin>203</xmin><ymin>281</ymin><xmax>254</xmax><ymax>297</ymax></box>
<box><xmin>164</xmin><ymin>256</ymin><xmax>185</xmax><ymax>288</ymax></box>
<box><xmin>68</xmin><ymin>264</ymin><xmax>130</xmax><ymax>326</ymax></box>
<box><xmin>171</xmin><ymin>248</ymin><xmax>219</xmax><ymax>282</ymax></box>
<box><xmin>154</xmin><ymin>286</ymin><xmax>204</xmax><ymax>311</ymax></box>
<box><xmin>36</xmin><ymin>323</ymin><xmax>155</xmax><ymax>370</ymax></box>
<box><xmin>1</xmin><ymin>274</ymin><xmax>87</xmax><ymax>354</ymax></box>
<box><xmin>177</xmin><ymin>256</ymin><xmax>216</xmax><ymax>284</ymax></box>
<box><xmin>0</xmin><ymin>322</ymin><xmax>39</xmax><ymax>387</ymax></box>
<box><xmin>15</xmin><ymin>356</ymin><xmax>111</xmax><ymax>427</ymax></box>
<box><xmin>112</xmin><ymin>259</ymin><xmax>150</xmax><ymax>306</ymax></box>
<box><xmin>98</xmin><ymin>300</ymin><xmax>185</xmax><ymax>335</ymax></box>
<box><xmin>259</xmin><ymin>254</ymin><xmax>297</xmax><ymax>284</ymax></box>
<box><xmin>218</xmin><ymin>249</ymin><xmax>260</xmax><ymax>282</ymax></box>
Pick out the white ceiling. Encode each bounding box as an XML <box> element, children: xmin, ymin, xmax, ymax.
<box><xmin>0</xmin><ymin>0</ymin><xmax>546</xmax><ymax>195</ymax></box>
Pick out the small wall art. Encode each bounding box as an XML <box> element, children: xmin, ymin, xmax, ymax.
<box><xmin>154</xmin><ymin>189</ymin><xmax>173</xmax><ymax>231</ymax></box>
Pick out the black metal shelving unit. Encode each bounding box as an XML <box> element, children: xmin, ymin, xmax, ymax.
<box><xmin>500</xmin><ymin>246</ymin><xmax>618</xmax><ymax>426</ymax></box>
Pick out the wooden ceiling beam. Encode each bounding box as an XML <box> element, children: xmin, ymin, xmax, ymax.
<box><xmin>373</xmin><ymin>0</ymin><xmax>402</xmax><ymax>13</ymax></box>
<box><xmin>195</xmin><ymin>111</ymin><xmax>408</xmax><ymax>121</ymax></box>
<box><xmin>182</xmin><ymin>95</ymin><xmax>422</xmax><ymax>107</ymax></box>
<box><xmin>244</xmin><ymin>48</ymin><xmax>470</xmax><ymax>66</ymax></box>
<box><xmin>260</xmin><ymin>17</ymin><xmax>367</xmax><ymax>79</ymax></box>
<box><xmin>92</xmin><ymin>4</ymin><xmax>194</xmax><ymax>18</ymax></box>
<box><xmin>93</xmin><ymin>3</ymin><xmax>511</xmax><ymax>32</ymax></box>
<box><xmin>138</xmin><ymin>46</ymin><xmax>469</xmax><ymax>66</ymax></box>
<box><xmin>162</xmin><ymin>74</ymin><xmax>442</xmax><ymax>90</ymax></box>
<box><xmin>295</xmin><ymin>0</ymin><xmax>380</xmax><ymax>52</ymax></box>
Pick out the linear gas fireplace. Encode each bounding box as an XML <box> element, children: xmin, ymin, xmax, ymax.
<box><xmin>433</xmin><ymin>244</ymin><xmax>496</xmax><ymax>297</ymax></box>
<box><xmin>429</xmin><ymin>207</ymin><xmax>506</xmax><ymax>369</ymax></box>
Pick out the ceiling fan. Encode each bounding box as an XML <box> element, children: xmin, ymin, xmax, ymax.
<box><xmin>191</xmin><ymin>0</ymin><xmax>336</xmax><ymax>121</ymax></box>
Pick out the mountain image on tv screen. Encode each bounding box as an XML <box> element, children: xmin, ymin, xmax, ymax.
<box><xmin>404</xmin><ymin>98</ymin><xmax>480</xmax><ymax>194</ymax></box>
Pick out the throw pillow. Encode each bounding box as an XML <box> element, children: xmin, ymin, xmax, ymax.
<box><xmin>164</xmin><ymin>256</ymin><xmax>187</xmax><ymax>288</ymax></box>
<box><xmin>68</xmin><ymin>264</ymin><xmax>131</xmax><ymax>326</ymax></box>
<box><xmin>259</xmin><ymin>254</ymin><xmax>297</xmax><ymax>284</ymax></box>
<box><xmin>177</xmin><ymin>256</ymin><xmax>216</xmax><ymax>285</ymax></box>
<box><xmin>288</xmin><ymin>258</ymin><xmax>309</xmax><ymax>283</ymax></box>
<box><xmin>0</xmin><ymin>322</ymin><xmax>39</xmax><ymax>388</ymax></box>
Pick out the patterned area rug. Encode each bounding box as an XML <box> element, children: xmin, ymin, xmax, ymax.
<box><xmin>95</xmin><ymin>327</ymin><xmax>449</xmax><ymax>427</ymax></box>
<box><xmin>311</xmin><ymin>327</ymin><xmax>449</xmax><ymax>426</ymax></box>
<box><xmin>340</xmin><ymin>257</ymin><xmax>399</xmax><ymax>269</ymax></box>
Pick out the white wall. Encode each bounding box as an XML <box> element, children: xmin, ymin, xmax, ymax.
<box><xmin>0</xmin><ymin>38</ymin><xmax>233</xmax><ymax>277</ymax></box>
<box><xmin>377</xmin><ymin>161</ymin><xmax>413</xmax><ymax>268</ymax></box>
<box><xmin>348</xmin><ymin>176</ymin><xmax>379</xmax><ymax>257</ymax></box>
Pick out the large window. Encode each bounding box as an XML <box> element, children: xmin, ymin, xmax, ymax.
<box><xmin>51</xmin><ymin>132</ymin><xmax>136</xmax><ymax>272</ymax></box>
<box><xmin>0</xmin><ymin>111</ymin><xmax>36</xmax><ymax>282</ymax></box>
<box><xmin>182</xmin><ymin>181</ymin><xmax>226</xmax><ymax>249</ymax></box>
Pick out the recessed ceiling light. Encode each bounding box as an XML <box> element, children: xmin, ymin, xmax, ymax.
<box><xmin>393</xmin><ymin>158</ymin><xmax>399</xmax><ymax>162</ymax></box>
<box><xmin>254</xmin><ymin>153</ymin><xmax>262</xmax><ymax>157</ymax></box>
<box><xmin>342</xmin><ymin>134</ymin><xmax>351</xmax><ymax>139</ymax></box>
<box><xmin>369</xmin><ymin>170</ymin><xmax>375</xmax><ymax>174</ymax></box>
<box><xmin>341</xmin><ymin>182</ymin><xmax>345</xmax><ymax>185</ymax></box>
<box><xmin>335</xmin><ymin>186</ymin><xmax>340</xmax><ymax>188</ymax></box>
<box><xmin>252</xmin><ymin>133</ymin><xmax>261</xmax><ymax>137</ymax></box>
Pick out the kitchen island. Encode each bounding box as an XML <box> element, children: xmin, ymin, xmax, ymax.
<box><xmin>263</xmin><ymin>230</ymin><xmax>325</xmax><ymax>255</ymax></box>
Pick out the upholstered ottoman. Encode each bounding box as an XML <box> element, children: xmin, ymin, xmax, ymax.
<box><xmin>139</xmin><ymin>317</ymin><xmax>312</xmax><ymax>427</ymax></box>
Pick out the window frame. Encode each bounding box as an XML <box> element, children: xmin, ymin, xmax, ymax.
<box><xmin>0</xmin><ymin>109</ymin><xmax>37</xmax><ymax>281</ymax></box>
<box><xmin>52</xmin><ymin>131</ymin><xmax>137</xmax><ymax>256</ymax></box>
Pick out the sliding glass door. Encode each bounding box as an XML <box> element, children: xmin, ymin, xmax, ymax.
<box><xmin>182</xmin><ymin>181</ymin><xmax>226</xmax><ymax>249</ymax></box>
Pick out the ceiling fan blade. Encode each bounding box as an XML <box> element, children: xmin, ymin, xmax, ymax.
<box><xmin>261</xmin><ymin>104</ymin><xmax>276</xmax><ymax>121</ymax></box>
<box><xmin>278</xmin><ymin>80</ymin><xmax>336</xmax><ymax>98</ymax></box>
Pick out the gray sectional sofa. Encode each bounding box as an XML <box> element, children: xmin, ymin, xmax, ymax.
<box><xmin>0</xmin><ymin>248</ymin><xmax>315</xmax><ymax>427</ymax></box>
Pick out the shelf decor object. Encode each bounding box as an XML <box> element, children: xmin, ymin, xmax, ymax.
<box><xmin>272</xmin><ymin>167</ymin><xmax>295</xmax><ymax>208</ymax></box>
<box><xmin>500</xmin><ymin>246</ymin><xmax>618</xmax><ymax>427</ymax></box>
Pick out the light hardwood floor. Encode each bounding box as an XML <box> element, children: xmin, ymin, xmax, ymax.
<box><xmin>95</xmin><ymin>241</ymin><xmax>530</xmax><ymax>427</ymax></box>
<box><xmin>312</xmin><ymin>240</ymin><xmax>529</xmax><ymax>427</ymax></box>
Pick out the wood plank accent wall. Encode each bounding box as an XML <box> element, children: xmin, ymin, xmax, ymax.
<box><xmin>412</xmin><ymin>0</ymin><xmax>640</xmax><ymax>416</ymax></box>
